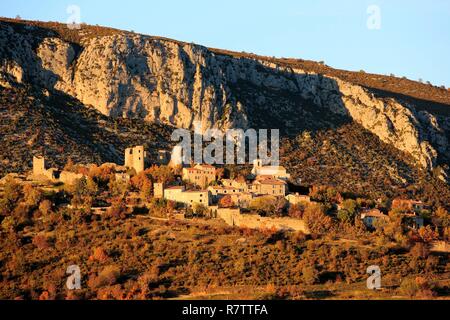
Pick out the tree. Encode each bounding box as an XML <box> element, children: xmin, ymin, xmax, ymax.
<box><xmin>106</xmin><ymin>198</ymin><xmax>128</xmax><ymax>219</ymax></box>
<box><xmin>193</xmin><ymin>203</ymin><xmax>208</xmax><ymax>217</ymax></box>
<box><xmin>39</xmin><ymin>200</ymin><xmax>53</xmax><ymax>216</ymax></box>
<box><xmin>109</xmin><ymin>176</ymin><xmax>128</xmax><ymax>197</ymax></box>
<box><xmin>0</xmin><ymin>177</ymin><xmax>22</xmax><ymax>215</ymax></box>
<box><xmin>70</xmin><ymin>177</ymin><xmax>98</xmax><ymax>209</ymax></box>
<box><xmin>417</xmin><ymin>226</ymin><xmax>439</xmax><ymax>243</ymax></box>
<box><xmin>410</xmin><ymin>242</ymin><xmax>429</xmax><ymax>259</ymax></box>
<box><xmin>23</xmin><ymin>184</ymin><xmax>42</xmax><ymax>207</ymax></box>
<box><xmin>288</xmin><ymin>204</ymin><xmax>305</xmax><ymax>219</ymax></box>
<box><xmin>302</xmin><ymin>266</ymin><xmax>319</xmax><ymax>285</ymax></box>
<box><xmin>337</xmin><ymin>209</ymin><xmax>352</xmax><ymax>223</ymax></box>
<box><xmin>250</xmin><ymin>196</ymin><xmax>284</xmax><ymax>217</ymax></box>
<box><xmin>218</xmin><ymin>195</ymin><xmax>234</xmax><ymax>208</ymax></box>
<box><xmin>140</xmin><ymin>177</ymin><xmax>153</xmax><ymax>202</ymax></box>
<box><xmin>433</xmin><ymin>207</ymin><xmax>449</xmax><ymax>228</ymax></box>
<box><xmin>378</xmin><ymin>210</ymin><xmax>407</xmax><ymax>244</ymax></box>
<box><xmin>64</xmin><ymin>158</ymin><xmax>75</xmax><ymax>172</ymax></box>
<box><xmin>1</xmin><ymin>216</ymin><xmax>16</xmax><ymax>232</ymax></box>
<box><xmin>337</xmin><ymin>199</ymin><xmax>359</xmax><ymax>224</ymax></box>
<box><xmin>145</xmin><ymin>165</ymin><xmax>175</xmax><ymax>185</ymax></box>
<box><xmin>303</xmin><ymin>203</ymin><xmax>332</xmax><ymax>234</ymax></box>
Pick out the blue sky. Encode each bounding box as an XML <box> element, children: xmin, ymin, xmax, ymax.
<box><xmin>2</xmin><ymin>0</ymin><xmax>450</xmax><ymax>87</ymax></box>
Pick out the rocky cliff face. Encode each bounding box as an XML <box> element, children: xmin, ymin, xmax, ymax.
<box><xmin>0</xmin><ymin>20</ymin><xmax>449</xmax><ymax>174</ymax></box>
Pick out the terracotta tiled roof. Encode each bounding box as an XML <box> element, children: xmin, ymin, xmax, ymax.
<box><xmin>361</xmin><ymin>209</ymin><xmax>386</xmax><ymax>218</ymax></box>
<box><xmin>166</xmin><ymin>186</ymin><xmax>184</xmax><ymax>190</ymax></box>
<box><xmin>195</xmin><ymin>164</ymin><xmax>215</xmax><ymax>169</ymax></box>
<box><xmin>254</xmin><ymin>179</ymin><xmax>286</xmax><ymax>185</ymax></box>
<box><xmin>211</xmin><ymin>186</ymin><xmax>239</xmax><ymax>190</ymax></box>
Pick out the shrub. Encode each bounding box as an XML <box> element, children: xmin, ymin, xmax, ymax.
<box><xmin>193</xmin><ymin>203</ymin><xmax>208</xmax><ymax>217</ymax></box>
<box><xmin>410</xmin><ymin>242</ymin><xmax>429</xmax><ymax>259</ymax></box>
<box><xmin>288</xmin><ymin>204</ymin><xmax>305</xmax><ymax>219</ymax></box>
<box><xmin>0</xmin><ymin>176</ymin><xmax>23</xmax><ymax>214</ymax></box>
<box><xmin>1</xmin><ymin>216</ymin><xmax>16</xmax><ymax>231</ymax></box>
<box><xmin>23</xmin><ymin>184</ymin><xmax>42</xmax><ymax>207</ymax></box>
<box><xmin>90</xmin><ymin>247</ymin><xmax>109</xmax><ymax>262</ymax></box>
<box><xmin>399</xmin><ymin>277</ymin><xmax>435</xmax><ymax>298</ymax></box>
<box><xmin>303</xmin><ymin>203</ymin><xmax>332</xmax><ymax>234</ymax></box>
<box><xmin>218</xmin><ymin>195</ymin><xmax>234</xmax><ymax>208</ymax></box>
<box><xmin>32</xmin><ymin>234</ymin><xmax>51</xmax><ymax>249</ymax></box>
<box><xmin>39</xmin><ymin>200</ymin><xmax>53</xmax><ymax>216</ymax></box>
<box><xmin>89</xmin><ymin>265</ymin><xmax>120</xmax><ymax>289</ymax></box>
<box><xmin>302</xmin><ymin>265</ymin><xmax>319</xmax><ymax>285</ymax></box>
<box><xmin>250</xmin><ymin>196</ymin><xmax>287</xmax><ymax>217</ymax></box>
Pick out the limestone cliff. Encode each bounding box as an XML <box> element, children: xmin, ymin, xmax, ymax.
<box><xmin>0</xmin><ymin>20</ymin><xmax>449</xmax><ymax>174</ymax></box>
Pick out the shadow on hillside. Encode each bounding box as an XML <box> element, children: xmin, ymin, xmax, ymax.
<box><xmin>304</xmin><ymin>290</ymin><xmax>335</xmax><ymax>299</ymax></box>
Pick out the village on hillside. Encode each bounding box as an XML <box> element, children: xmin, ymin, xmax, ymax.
<box><xmin>0</xmin><ymin>145</ymin><xmax>448</xmax><ymax>253</ymax></box>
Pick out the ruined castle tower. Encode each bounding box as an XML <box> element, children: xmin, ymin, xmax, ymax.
<box><xmin>125</xmin><ymin>146</ymin><xmax>146</xmax><ymax>174</ymax></box>
<box><xmin>33</xmin><ymin>156</ymin><xmax>46</xmax><ymax>176</ymax></box>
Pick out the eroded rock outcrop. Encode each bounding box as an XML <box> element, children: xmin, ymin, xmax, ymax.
<box><xmin>0</xmin><ymin>22</ymin><xmax>448</xmax><ymax>172</ymax></box>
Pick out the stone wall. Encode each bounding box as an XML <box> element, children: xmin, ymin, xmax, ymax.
<box><xmin>59</xmin><ymin>171</ymin><xmax>84</xmax><ymax>185</ymax></box>
<box><xmin>216</xmin><ymin>208</ymin><xmax>309</xmax><ymax>233</ymax></box>
<box><xmin>430</xmin><ymin>241</ymin><xmax>450</xmax><ymax>253</ymax></box>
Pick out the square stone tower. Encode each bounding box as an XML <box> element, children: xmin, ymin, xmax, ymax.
<box><xmin>125</xmin><ymin>146</ymin><xmax>146</xmax><ymax>174</ymax></box>
<box><xmin>33</xmin><ymin>156</ymin><xmax>46</xmax><ymax>176</ymax></box>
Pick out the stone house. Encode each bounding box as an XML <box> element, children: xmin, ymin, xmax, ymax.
<box><xmin>162</xmin><ymin>185</ymin><xmax>210</xmax><ymax>208</ymax></box>
<box><xmin>222</xmin><ymin>179</ymin><xmax>248</xmax><ymax>191</ymax></box>
<box><xmin>207</xmin><ymin>185</ymin><xmax>243</xmax><ymax>202</ymax></box>
<box><xmin>391</xmin><ymin>198</ymin><xmax>429</xmax><ymax>213</ymax></box>
<box><xmin>182</xmin><ymin>164</ymin><xmax>216</xmax><ymax>188</ymax></box>
<box><xmin>59</xmin><ymin>170</ymin><xmax>84</xmax><ymax>185</ymax></box>
<box><xmin>251</xmin><ymin>159</ymin><xmax>291</xmax><ymax>180</ymax></box>
<box><xmin>403</xmin><ymin>213</ymin><xmax>425</xmax><ymax>229</ymax></box>
<box><xmin>125</xmin><ymin>146</ymin><xmax>146</xmax><ymax>174</ymax></box>
<box><xmin>229</xmin><ymin>192</ymin><xmax>254</xmax><ymax>208</ymax></box>
<box><xmin>360</xmin><ymin>209</ymin><xmax>389</xmax><ymax>228</ymax></box>
<box><xmin>249</xmin><ymin>177</ymin><xmax>287</xmax><ymax>196</ymax></box>
<box><xmin>285</xmin><ymin>193</ymin><xmax>312</xmax><ymax>205</ymax></box>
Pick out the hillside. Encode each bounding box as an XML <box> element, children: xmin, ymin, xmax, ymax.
<box><xmin>1</xmin><ymin>17</ymin><xmax>450</xmax><ymax>302</ymax></box>
<box><xmin>0</xmin><ymin>85</ymin><xmax>173</xmax><ymax>174</ymax></box>
<box><xmin>0</xmin><ymin>17</ymin><xmax>449</xmax><ymax>205</ymax></box>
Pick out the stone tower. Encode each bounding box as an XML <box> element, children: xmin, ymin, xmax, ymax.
<box><xmin>33</xmin><ymin>156</ymin><xmax>46</xmax><ymax>176</ymax></box>
<box><xmin>125</xmin><ymin>146</ymin><xmax>146</xmax><ymax>174</ymax></box>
